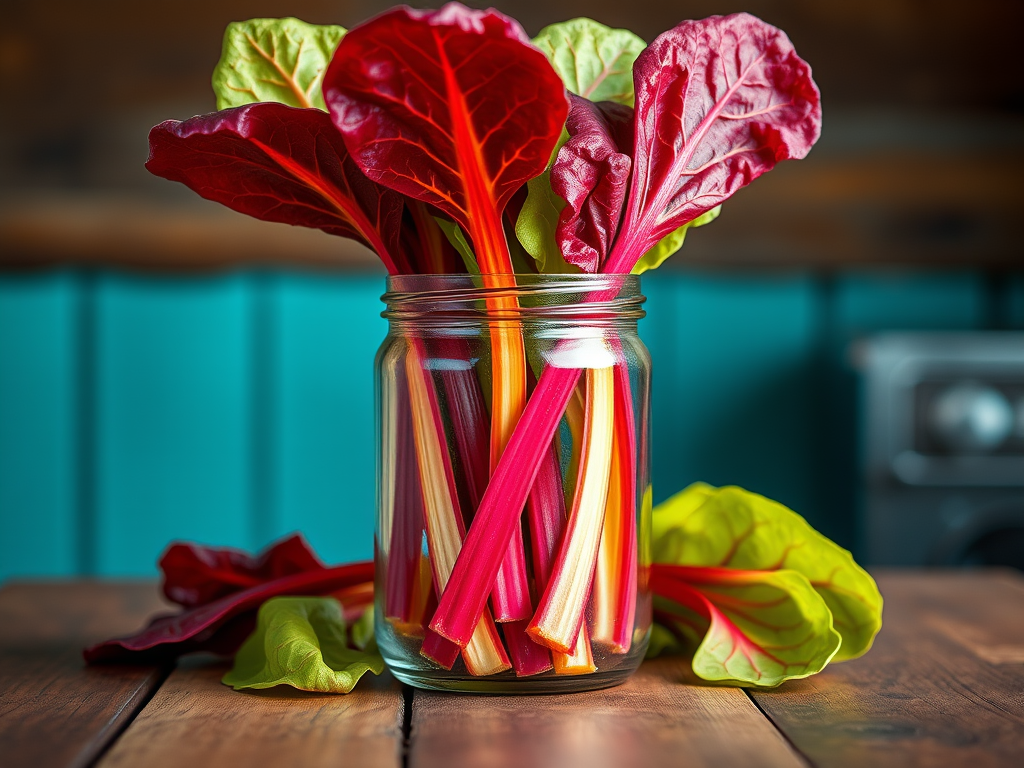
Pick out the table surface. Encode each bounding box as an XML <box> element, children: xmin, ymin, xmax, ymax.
<box><xmin>1</xmin><ymin>570</ymin><xmax>1022</xmax><ymax>768</ymax></box>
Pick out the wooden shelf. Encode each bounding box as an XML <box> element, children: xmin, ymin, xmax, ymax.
<box><xmin>2</xmin><ymin>152</ymin><xmax>1021</xmax><ymax>273</ymax></box>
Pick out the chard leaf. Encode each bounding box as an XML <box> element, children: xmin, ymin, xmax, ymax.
<box><xmin>631</xmin><ymin>206</ymin><xmax>721</xmax><ymax>274</ymax></box>
<box><xmin>605</xmin><ymin>13</ymin><xmax>821</xmax><ymax>274</ymax></box>
<box><xmin>653</xmin><ymin>484</ymin><xmax>883</xmax><ymax>662</ymax></box>
<box><xmin>532</xmin><ymin>19</ymin><xmax>645</xmax><ymax>106</ymax></box>
<box><xmin>323</xmin><ymin>4</ymin><xmax>567</xmax><ymax>275</ymax></box>
<box><xmin>551</xmin><ymin>96</ymin><xmax>633</xmax><ymax>272</ymax></box>
<box><xmin>85</xmin><ymin>561</ymin><xmax>373</xmax><ymax>663</ymax></box>
<box><xmin>433</xmin><ymin>218</ymin><xmax>480</xmax><ymax>275</ymax></box>
<box><xmin>223</xmin><ymin>596</ymin><xmax>384</xmax><ymax>694</ymax></box>
<box><xmin>160</xmin><ymin>533</ymin><xmax>325</xmax><ymax>609</ymax></box>
<box><xmin>145</xmin><ymin>102</ymin><xmax>406</xmax><ymax>274</ymax></box>
<box><xmin>515</xmin><ymin>171</ymin><xmax>579</xmax><ymax>274</ymax></box>
<box><xmin>652</xmin><ymin>566</ymin><xmax>841</xmax><ymax>687</ymax></box>
<box><xmin>212</xmin><ymin>18</ymin><xmax>345</xmax><ymax>111</ymax></box>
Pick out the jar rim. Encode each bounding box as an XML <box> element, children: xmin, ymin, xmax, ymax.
<box><xmin>382</xmin><ymin>273</ymin><xmax>644</xmax><ymax>325</ymax></box>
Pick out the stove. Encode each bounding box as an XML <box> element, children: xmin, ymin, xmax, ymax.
<box><xmin>860</xmin><ymin>332</ymin><xmax>1024</xmax><ymax>568</ymax></box>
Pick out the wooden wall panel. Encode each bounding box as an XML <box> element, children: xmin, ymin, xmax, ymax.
<box><xmin>92</xmin><ymin>273</ymin><xmax>254</xmax><ymax>574</ymax></box>
<box><xmin>269</xmin><ymin>273</ymin><xmax>386</xmax><ymax>565</ymax></box>
<box><xmin>0</xmin><ymin>273</ymin><xmax>80</xmax><ymax>579</ymax></box>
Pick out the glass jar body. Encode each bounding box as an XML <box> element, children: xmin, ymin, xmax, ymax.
<box><xmin>374</xmin><ymin>274</ymin><xmax>652</xmax><ymax>693</ymax></box>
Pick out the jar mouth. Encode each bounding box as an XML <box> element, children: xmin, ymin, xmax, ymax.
<box><xmin>382</xmin><ymin>273</ymin><xmax>645</xmax><ymax>325</ymax></box>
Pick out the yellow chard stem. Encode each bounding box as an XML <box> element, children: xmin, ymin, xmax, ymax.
<box><xmin>405</xmin><ymin>345</ymin><xmax>511</xmax><ymax>676</ymax></box>
<box><xmin>528</xmin><ymin>366</ymin><xmax>616</xmax><ymax>654</ymax></box>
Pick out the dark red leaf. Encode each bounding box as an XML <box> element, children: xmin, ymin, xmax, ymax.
<box><xmin>604</xmin><ymin>12</ymin><xmax>821</xmax><ymax>274</ymax></box>
<box><xmin>146</xmin><ymin>102</ymin><xmax>407</xmax><ymax>273</ymax></box>
<box><xmin>159</xmin><ymin>534</ymin><xmax>326</xmax><ymax>609</ymax></box>
<box><xmin>84</xmin><ymin>562</ymin><xmax>373</xmax><ymax>664</ymax></box>
<box><xmin>551</xmin><ymin>95</ymin><xmax>634</xmax><ymax>272</ymax></box>
<box><xmin>322</xmin><ymin>2</ymin><xmax>568</xmax><ymax>273</ymax></box>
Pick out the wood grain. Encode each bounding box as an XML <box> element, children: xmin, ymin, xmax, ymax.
<box><xmin>749</xmin><ymin>570</ymin><xmax>1024</xmax><ymax>768</ymax></box>
<box><xmin>97</xmin><ymin>657</ymin><xmax>405</xmax><ymax>768</ymax></box>
<box><xmin>0</xmin><ymin>582</ymin><xmax>171</xmax><ymax>768</ymax></box>
<box><xmin>409</xmin><ymin>656</ymin><xmax>807</xmax><ymax>768</ymax></box>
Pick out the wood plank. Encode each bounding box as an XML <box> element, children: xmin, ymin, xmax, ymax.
<box><xmin>0</xmin><ymin>582</ymin><xmax>170</xmax><ymax>768</ymax></box>
<box><xmin>749</xmin><ymin>570</ymin><xmax>1024</xmax><ymax>768</ymax></box>
<box><xmin>409</xmin><ymin>657</ymin><xmax>806</xmax><ymax>768</ymax></box>
<box><xmin>98</xmin><ymin>657</ymin><xmax>404</xmax><ymax>768</ymax></box>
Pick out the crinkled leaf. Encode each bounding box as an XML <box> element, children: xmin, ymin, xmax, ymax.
<box><xmin>653</xmin><ymin>484</ymin><xmax>882</xmax><ymax>661</ymax></box>
<box><xmin>223</xmin><ymin>597</ymin><xmax>384</xmax><ymax>693</ymax></box>
<box><xmin>532</xmin><ymin>18</ymin><xmax>645</xmax><ymax>106</ymax></box>
<box><xmin>323</xmin><ymin>3</ymin><xmax>567</xmax><ymax>273</ymax></box>
<box><xmin>84</xmin><ymin>561</ymin><xmax>373</xmax><ymax>663</ymax></box>
<box><xmin>212</xmin><ymin>18</ymin><xmax>346</xmax><ymax>111</ymax></box>
<box><xmin>146</xmin><ymin>102</ymin><xmax>406</xmax><ymax>273</ymax></box>
<box><xmin>551</xmin><ymin>95</ymin><xmax>633</xmax><ymax>272</ymax></box>
<box><xmin>160</xmin><ymin>533</ymin><xmax>325</xmax><ymax>609</ymax></box>
<box><xmin>652</xmin><ymin>566</ymin><xmax>841</xmax><ymax>687</ymax></box>
<box><xmin>631</xmin><ymin>206</ymin><xmax>721</xmax><ymax>274</ymax></box>
<box><xmin>605</xmin><ymin>13</ymin><xmax>821</xmax><ymax>273</ymax></box>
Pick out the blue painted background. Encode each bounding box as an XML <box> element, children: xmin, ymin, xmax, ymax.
<box><xmin>1</xmin><ymin>268</ymin><xmax>1021</xmax><ymax>581</ymax></box>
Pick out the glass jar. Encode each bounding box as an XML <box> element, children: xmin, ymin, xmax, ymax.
<box><xmin>374</xmin><ymin>274</ymin><xmax>652</xmax><ymax>693</ymax></box>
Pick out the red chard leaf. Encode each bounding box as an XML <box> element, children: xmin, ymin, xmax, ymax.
<box><xmin>605</xmin><ymin>13</ymin><xmax>821</xmax><ymax>274</ymax></box>
<box><xmin>84</xmin><ymin>562</ymin><xmax>373</xmax><ymax>664</ymax></box>
<box><xmin>551</xmin><ymin>95</ymin><xmax>634</xmax><ymax>272</ymax></box>
<box><xmin>146</xmin><ymin>102</ymin><xmax>407</xmax><ymax>273</ymax></box>
<box><xmin>322</xmin><ymin>2</ymin><xmax>568</xmax><ymax>273</ymax></box>
<box><xmin>160</xmin><ymin>534</ymin><xmax>326</xmax><ymax>609</ymax></box>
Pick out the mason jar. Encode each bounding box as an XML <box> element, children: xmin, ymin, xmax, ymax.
<box><xmin>374</xmin><ymin>273</ymin><xmax>652</xmax><ymax>693</ymax></box>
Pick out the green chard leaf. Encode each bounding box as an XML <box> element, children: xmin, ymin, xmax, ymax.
<box><xmin>653</xmin><ymin>567</ymin><xmax>840</xmax><ymax>687</ymax></box>
<box><xmin>212</xmin><ymin>18</ymin><xmax>346</xmax><ymax>111</ymax></box>
<box><xmin>631</xmin><ymin>206</ymin><xmax>721</xmax><ymax>275</ymax></box>
<box><xmin>222</xmin><ymin>596</ymin><xmax>384</xmax><ymax>694</ymax></box>
<box><xmin>532</xmin><ymin>19</ymin><xmax>646</xmax><ymax>106</ymax></box>
<box><xmin>653</xmin><ymin>484</ymin><xmax>883</xmax><ymax>662</ymax></box>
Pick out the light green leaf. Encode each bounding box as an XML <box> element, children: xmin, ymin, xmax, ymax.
<box><xmin>631</xmin><ymin>206</ymin><xmax>721</xmax><ymax>274</ymax></box>
<box><xmin>653</xmin><ymin>484</ymin><xmax>883</xmax><ymax>662</ymax></box>
<box><xmin>212</xmin><ymin>18</ymin><xmax>345</xmax><ymax>111</ymax></box>
<box><xmin>515</xmin><ymin>170</ymin><xmax>580</xmax><ymax>275</ymax></box>
<box><xmin>684</xmin><ymin>570</ymin><xmax>841</xmax><ymax>687</ymax></box>
<box><xmin>532</xmin><ymin>19</ymin><xmax>646</xmax><ymax>106</ymax></box>
<box><xmin>351</xmin><ymin>604</ymin><xmax>375</xmax><ymax>651</ymax></box>
<box><xmin>222</xmin><ymin>596</ymin><xmax>384</xmax><ymax>694</ymax></box>
<box><xmin>433</xmin><ymin>218</ymin><xmax>480</xmax><ymax>274</ymax></box>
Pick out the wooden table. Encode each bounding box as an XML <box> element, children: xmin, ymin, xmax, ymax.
<box><xmin>2</xmin><ymin>571</ymin><xmax>1022</xmax><ymax>768</ymax></box>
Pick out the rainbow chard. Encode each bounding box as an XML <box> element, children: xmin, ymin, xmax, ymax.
<box><xmin>323</xmin><ymin>3</ymin><xmax>568</xmax><ymax>626</ymax></box>
<box><xmin>146</xmin><ymin>103</ymin><xmax>407</xmax><ymax>274</ymax></box>
<box><xmin>604</xmin><ymin>12</ymin><xmax>821</xmax><ymax>274</ymax></box>
<box><xmin>432</xmin><ymin>12</ymin><xmax>821</xmax><ymax>650</ymax></box>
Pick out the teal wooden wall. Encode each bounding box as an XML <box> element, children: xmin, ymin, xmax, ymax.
<box><xmin>1</xmin><ymin>269</ymin><xmax>1021</xmax><ymax>580</ymax></box>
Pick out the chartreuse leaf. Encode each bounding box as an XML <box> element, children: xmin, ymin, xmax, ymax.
<box><xmin>532</xmin><ymin>19</ymin><xmax>646</xmax><ymax>106</ymax></box>
<box><xmin>516</xmin><ymin>128</ymin><xmax>580</xmax><ymax>274</ymax></box>
<box><xmin>212</xmin><ymin>18</ymin><xmax>345</xmax><ymax>111</ymax></box>
<box><xmin>434</xmin><ymin>218</ymin><xmax>480</xmax><ymax>275</ymax></box>
<box><xmin>653</xmin><ymin>484</ymin><xmax>883</xmax><ymax>662</ymax></box>
<box><xmin>654</xmin><ymin>568</ymin><xmax>841</xmax><ymax>687</ymax></box>
<box><xmin>222</xmin><ymin>596</ymin><xmax>383</xmax><ymax>693</ymax></box>
<box><xmin>631</xmin><ymin>206</ymin><xmax>722</xmax><ymax>275</ymax></box>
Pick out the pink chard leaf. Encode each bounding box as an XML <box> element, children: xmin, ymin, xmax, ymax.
<box><xmin>322</xmin><ymin>2</ymin><xmax>568</xmax><ymax>274</ymax></box>
<box><xmin>551</xmin><ymin>95</ymin><xmax>634</xmax><ymax>272</ymax></box>
<box><xmin>146</xmin><ymin>102</ymin><xmax>407</xmax><ymax>273</ymax></box>
<box><xmin>605</xmin><ymin>12</ymin><xmax>821</xmax><ymax>273</ymax></box>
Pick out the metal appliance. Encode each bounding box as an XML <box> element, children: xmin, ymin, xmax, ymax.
<box><xmin>860</xmin><ymin>333</ymin><xmax>1024</xmax><ymax>568</ymax></box>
